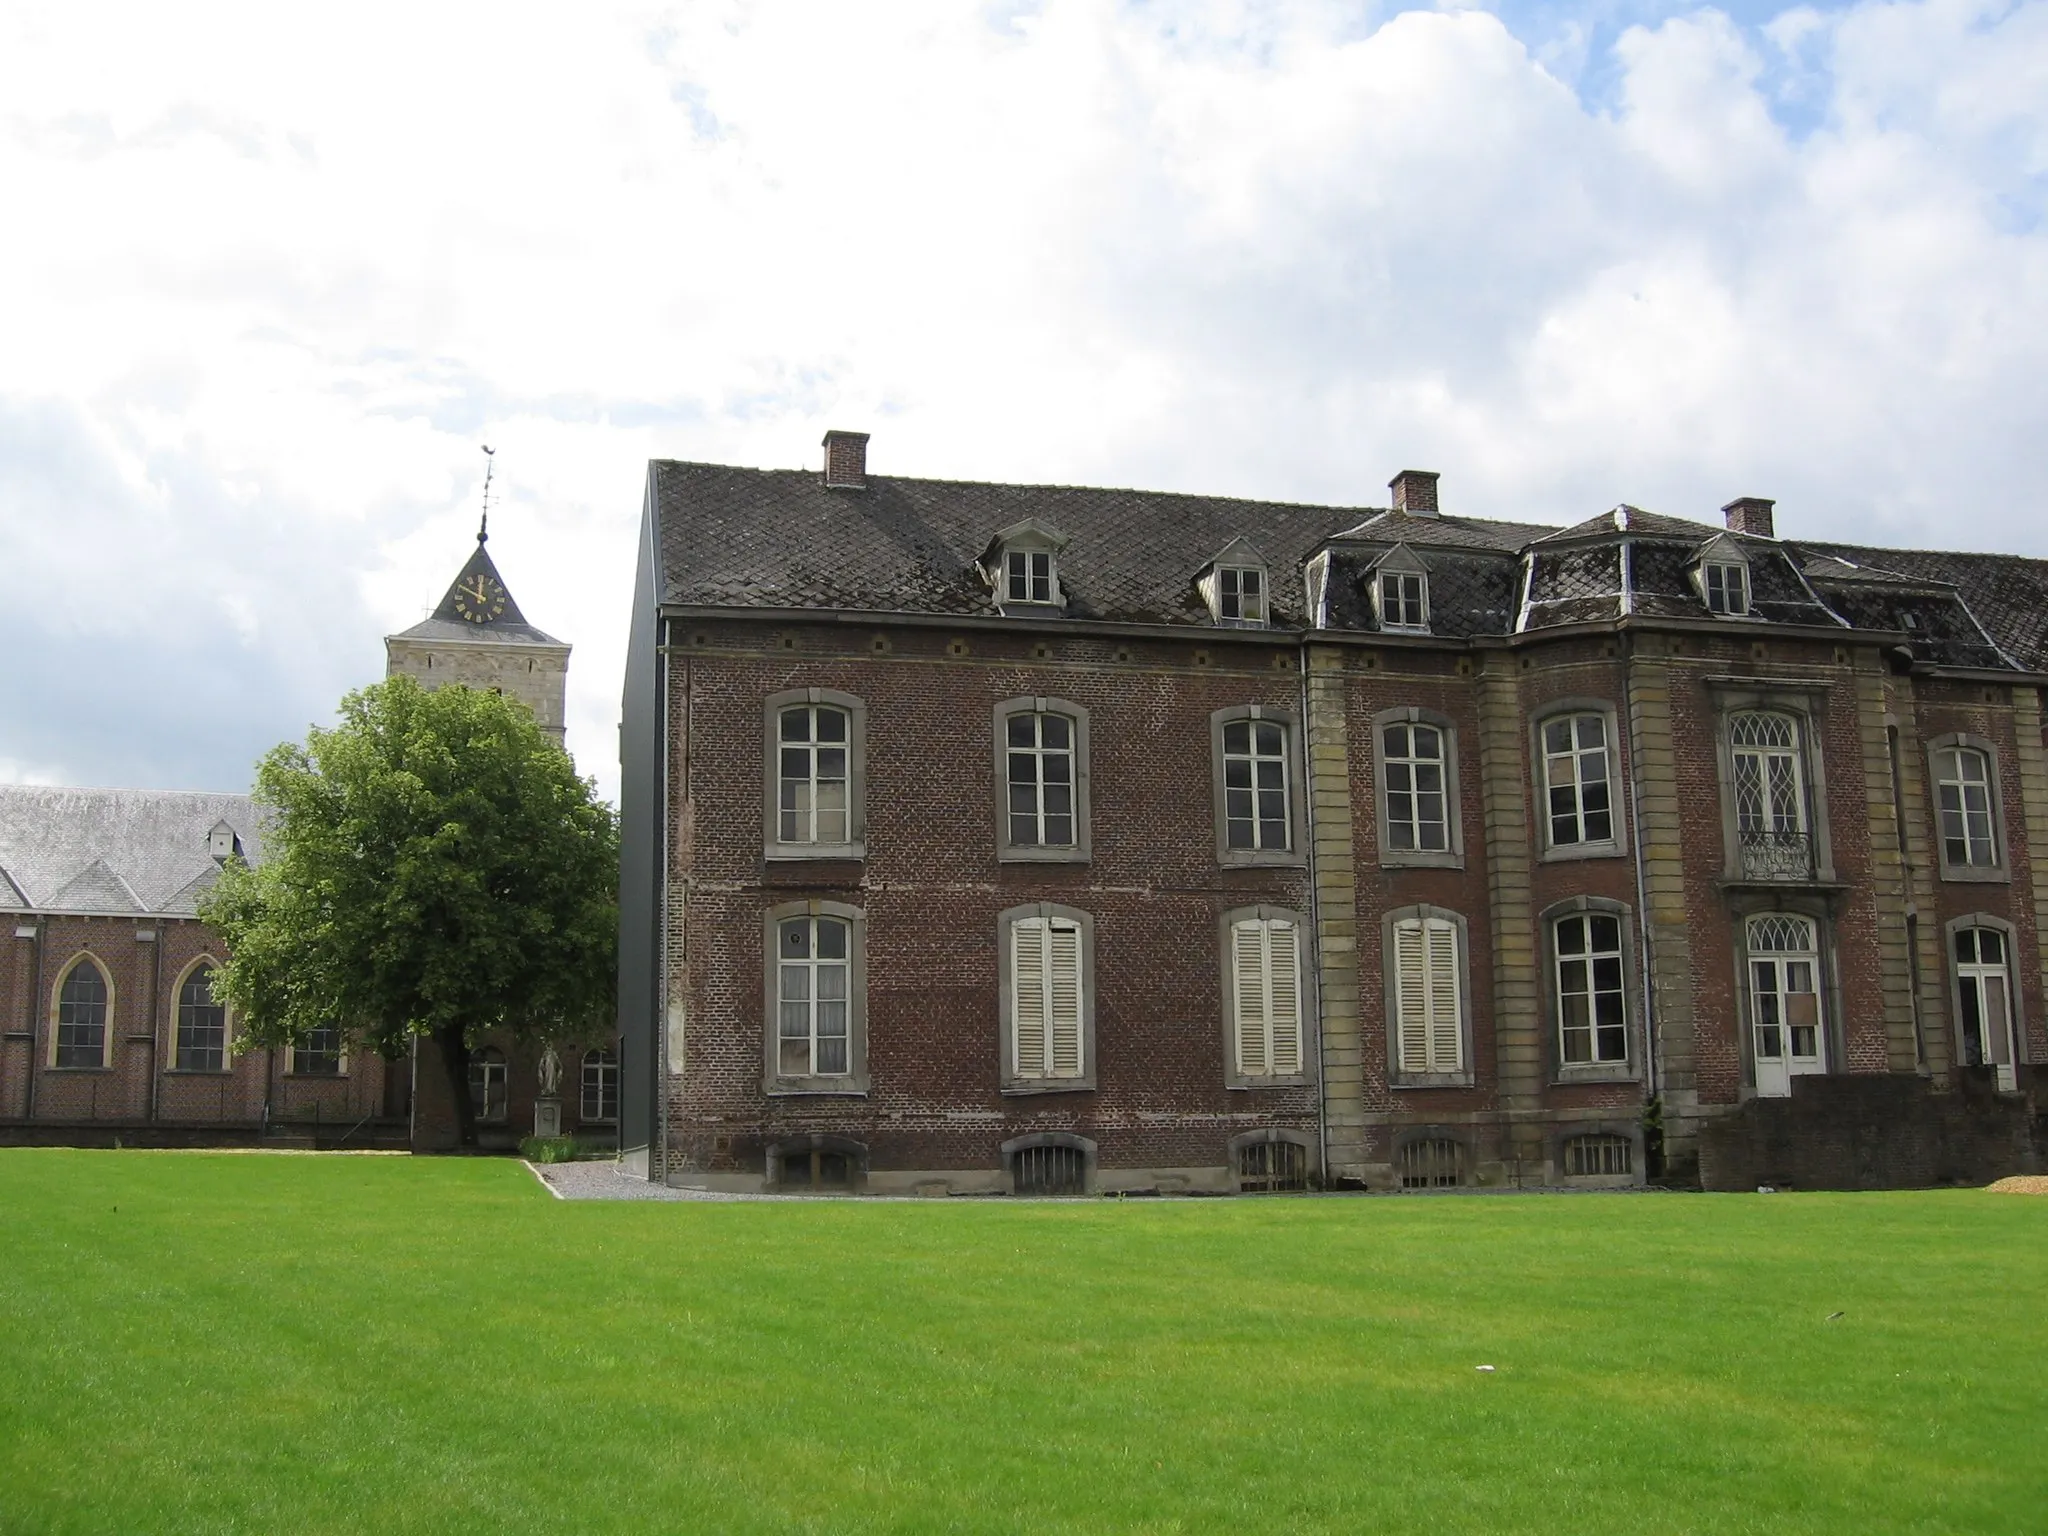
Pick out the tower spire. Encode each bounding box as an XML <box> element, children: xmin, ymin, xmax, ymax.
<box><xmin>478</xmin><ymin>444</ymin><xmax>495</xmax><ymax>544</ymax></box>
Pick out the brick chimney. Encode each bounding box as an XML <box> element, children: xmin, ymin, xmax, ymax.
<box><xmin>822</xmin><ymin>429</ymin><xmax>869</xmax><ymax>490</ymax></box>
<box><xmin>1388</xmin><ymin>469</ymin><xmax>1440</xmax><ymax>518</ymax></box>
<box><xmin>1722</xmin><ymin>496</ymin><xmax>1775</xmax><ymax>538</ymax></box>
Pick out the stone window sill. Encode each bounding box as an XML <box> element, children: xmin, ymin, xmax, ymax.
<box><xmin>1539</xmin><ymin>842</ymin><xmax>1626</xmax><ymax>864</ymax></box>
<box><xmin>1000</xmin><ymin>1078</ymin><xmax>1097</xmax><ymax>1096</ymax></box>
<box><xmin>1390</xmin><ymin>1073</ymin><xmax>1476</xmax><ymax>1090</ymax></box>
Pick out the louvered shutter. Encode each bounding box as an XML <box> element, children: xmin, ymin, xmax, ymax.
<box><xmin>1049</xmin><ymin>921</ymin><xmax>1083</xmax><ymax>1077</ymax></box>
<box><xmin>1013</xmin><ymin>917</ymin><xmax>1047</xmax><ymax>1076</ymax></box>
<box><xmin>1268</xmin><ymin>922</ymin><xmax>1302</xmax><ymax>1075</ymax></box>
<box><xmin>1425</xmin><ymin>919</ymin><xmax>1462</xmax><ymax>1071</ymax></box>
<box><xmin>1394</xmin><ymin>919</ymin><xmax>1429</xmax><ymax>1072</ymax></box>
<box><xmin>1232</xmin><ymin>921</ymin><xmax>1269</xmax><ymax>1076</ymax></box>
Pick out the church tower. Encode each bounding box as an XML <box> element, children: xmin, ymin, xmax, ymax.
<box><xmin>384</xmin><ymin>518</ymin><xmax>570</xmax><ymax>742</ymax></box>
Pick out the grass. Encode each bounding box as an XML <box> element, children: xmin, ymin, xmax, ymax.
<box><xmin>0</xmin><ymin>1154</ymin><xmax>2043</xmax><ymax>1534</ymax></box>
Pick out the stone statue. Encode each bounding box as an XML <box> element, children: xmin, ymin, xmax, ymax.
<box><xmin>537</xmin><ymin>1045</ymin><xmax>562</xmax><ymax>1098</ymax></box>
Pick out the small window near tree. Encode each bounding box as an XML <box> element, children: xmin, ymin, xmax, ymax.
<box><xmin>580</xmin><ymin>1045</ymin><xmax>619</xmax><ymax>1123</ymax></box>
<box><xmin>55</xmin><ymin>958</ymin><xmax>109</xmax><ymax>1068</ymax></box>
<box><xmin>291</xmin><ymin>1026</ymin><xmax>342</xmax><ymax>1076</ymax></box>
<box><xmin>1934</xmin><ymin>747</ymin><xmax>1998</xmax><ymax>869</ymax></box>
<box><xmin>1238</xmin><ymin>1140</ymin><xmax>1309</xmax><ymax>1193</ymax></box>
<box><xmin>1399</xmin><ymin>1138</ymin><xmax>1463</xmax><ymax>1189</ymax></box>
<box><xmin>176</xmin><ymin>963</ymin><xmax>227</xmax><ymax>1072</ymax></box>
<box><xmin>1383</xmin><ymin>723</ymin><xmax>1449</xmax><ymax>853</ymax></box>
<box><xmin>1391</xmin><ymin>915</ymin><xmax>1463</xmax><ymax>1075</ymax></box>
<box><xmin>1007</xmin><ymin>712</ymin><xmax>1077</xmax><ymax>848</ymax></box>
<box><xmin>1230</xmin><ymin>917</ymin><xmax>1303</xmax><ymax>1078</ymax></box>
<box><xmin>1223</xmin><ymin>719</ymin><xmax>1291</xmax><ymax>852</ymax></box>
<box><xmin>1379</xmin><ymin>570</ymin><xmax>1427</xmax><ymax>630</ymax></box>
<box><xmin>1218</xmin><ymin>566</ymin><xmax>1265</xmax><ymax>623</ymax></box>
<box><xmin>1006</xmin><ymin>548</ymin><xmax>1054</xmax><ymax>604</ymax></box>
<box><xmin>777</xmin><ymin>916</ymin><xmax>851</xmax><ymax>1077</ymax></box>
<box><xmin>469</xmin><ymin>1046</ymin><xmax>508</xmax><ymax>1123</ymax></box>
<box><xmin>1542</xmin><ymin>713</ymin><xmax>1614</xmax><ymax>848</ymax></box>
<box><xmin>1563</xmin><ymin>1134</ymin><xmax>1632</xmax><ymax>1177</ymax></box>
<box><xmin>778</xmin><ymin>704</ymin><xmax>850</xmax><ymax>845</ymax></box>
<box><xmin>1703</xmin><ymin>562</ymin><xmax>1749</xmax><ymax>615</ymax></box>
<box><xmin>1555</xmin><ymin>913</ymin><xmax>1628</xmax><ymax>1066</ymax></box>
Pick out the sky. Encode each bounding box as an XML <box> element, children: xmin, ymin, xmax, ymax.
<box><xmin>2</xmin><ymin>0</ymin><xmax>2043</xmax><ymax>805</ymax></box>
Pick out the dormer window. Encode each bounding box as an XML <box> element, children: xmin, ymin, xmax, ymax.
<box><xmin>1381</xmin><ymin>572</ymin><xmax>1426</xmax><ymax>629</ymax></box>
<box><xmin>1219</xmin><ymin>567</ymin><xmax>1264</xmax><ymax>623</ymax></box>
<box><xmin>207</xmin><ymin>820</ymin><xmax>241</xmax><ymax>863</ymax></box>
<box><xmin>1007</xmin><ymin>549</ymin><xmax>1054</xmax><ymax>604</ymax></box>
<box><xmin>980</xmin><ymin>518</ymin><xmax>1071</xmax><ymax>614</ymax></box>
<box><xmin>1704</xmin><ymin>562</ymin><xmax>1749</xmax><ymax>615</ymax></box>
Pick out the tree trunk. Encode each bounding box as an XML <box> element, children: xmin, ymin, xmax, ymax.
<box><xmin>435</xmin><ymin>1024</ymin><xmax>478</xmax><ymax>1149</ymax></box>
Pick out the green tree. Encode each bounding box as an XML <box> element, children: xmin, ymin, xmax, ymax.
<box><xmin>201</xmin><ymin>675</ymin><xmax>618</xmax><ymax>1147</ymax></box>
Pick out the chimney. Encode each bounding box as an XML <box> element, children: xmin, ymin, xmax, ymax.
<box><xmin>822</xmin><ymin>429</ymin><xmax>869</xmax><ymax>490</ymax></box>
<box><xmin>1388</xmin><ymin>469</ymin><xmax>1440</xmax><ymax>518</ymax></box>
<box><xmin>1722</xmin><ymin>496</ymin><xmax>1776</xmax><ymax>538</ymax></box>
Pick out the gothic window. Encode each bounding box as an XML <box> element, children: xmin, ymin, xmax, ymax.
<box><xmin>175</xmin><ymin>962</ymin><xmax>228</xmax><ymax>1072</ymax></box>
<box><xmin>53</xmin><ymin>957</ymin><xmax>109</xmax><ymax>1069</ymax></box>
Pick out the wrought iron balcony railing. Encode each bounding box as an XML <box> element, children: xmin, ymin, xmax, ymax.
<box><xmin>1739</xmin><ymin>827</ymin><xmax>1815</xmax><ymax>881</ymax></box>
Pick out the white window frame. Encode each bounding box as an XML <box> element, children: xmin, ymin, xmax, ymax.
<box><xmin>288</xmin><ymin>1024</ymin><xmax>346</xmax><ymax>1077</ymax></box>
<box><xmin>1712</xmin><ymin>685</ymin><xmax>1835</xmax><ymax>884</ymax></box>
<box><xmin>1217</xmin><ymin>566</ymin><xmax>1267</xmax><ymax>624</ymax></box>
<box><xmin>1377</xmin><ymin>570</ymin><xmax>1429</xmax><ymax>632</ymax></box>
<box><xmin>981</xmin><ymin>519</ymin><xmax>1071</xmax><ymax>613</ymax></box>
<box><xmin>1743</xmin><ymin>912</ymin><xmax>1830</xmax><ymax>1095</ymax></box>
<box><xmin>580</xmin><ymin>1044</ymin><xmax>620</xmax><ymax>1123</ymax></box>
<box><xmin>1928</xmin><ymin>735</ymin><xmax>2006</xmax><ymax>881</ymax></box>
<box><xmin>172</xmin><ymin>956</ymin><xmax>231</xmax><ymax>1073</ymax></box>
<box><xmin>1947</xmin><ymin>916</ymin><xmax>2024</xmax><ymax>1091</ymax></box>
<box><xmin>1547</xmin><ymin>902</ymin><xmax>1633</xmax><ymax>1074</ymax></box>
<box><xmin>1534</xmin><ymin>703</ymin><xmax>1624</xmax><ymax>858</ymax></box>
<box><xmin>49</xmin><ymin>952</ymin><xmax>113</xmax><ymax>1070</ymax></box>
<box><xmin>998</xmin><ymin>903</ymin><xmax>1096</xmax><ymax>1094</ymax></box>
<box><xmin>1006</xmin><ymin>547</ymin><xmax>1055</xmax><ymax>605</ymax></box>
<box><xmin>1703</xmin><ymin>561</ymin><xmax>1750</xmax><ymax>615</ymax></box>
<box><xmin>1210</xmin><ymin>706</ymin><xmax>1305</xmax><ymax>867</ymax></box>
<box><xmin>1384</xmin><ymin>905</ymin><xmax>1473</xmax><ymax>1087</ymax></box>
<box><xmin>993</xmin><ymin>698</ymin><xmax>1091</xmax><ymax>863</ymax></box>
<box><xmin>1220</xmin><ymin>906</ymin><xmax>1310</xmax><ymax>1088</ymax></box>
<box><xmin>762</xmin><ymin>688</ymin><xmax>866</xmax><ymax>861</ymax></box>
<box><xmin>1373</xmin><ymin>707</ymin><xmax>1463</xmax><ymax>869</ymax></box>
<box><xmin>762</xmin><ymin>900</ymin><xmax>869</xmax><ymax>1096</ymax></box>
<box><xmin>469</xmin><ymin>1046</ymin><xmax>508</xmax><ymax>1123</ymax></box>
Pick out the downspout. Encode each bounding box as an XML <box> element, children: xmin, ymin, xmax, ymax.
<box><xmin>146</xmin><ymin>918</ymin><xmax>164</xmax><ymax>1122</ymax></box>
<box><xmin>1622</xmin><ymin>629</ymin><xmax>1662</xmax><ymax>1148</ymax></box>
<box><xmin>1297</xmin><ymin>629</ymin><xmax>1328</xmax><ymax>1184</ymax></box>
<box><xmin>654</xmin><ymin>616</ymin><xmax>672</xmax><ymax>1183</ymax></box>
<box><xmin>24</xmin><ymin>918</ymin><xmax>45</xmax><ymax>1119</ymax></box>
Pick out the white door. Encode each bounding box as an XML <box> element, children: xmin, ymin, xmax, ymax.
<box><xmin>1748</xmin><ymin>916</ymin><xmax>1826</xmax><ymax>1098</ymax></box>
<box><xmin>1956</xmin><ymin>926</ymin><xmax>2018</xmax><ymax>1092</ymax></box>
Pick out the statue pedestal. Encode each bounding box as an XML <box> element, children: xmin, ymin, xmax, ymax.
<box><xmin>534</xmin><ymin>1096</ymin><xmax>562</xmax><ymax>1139</ymax></box>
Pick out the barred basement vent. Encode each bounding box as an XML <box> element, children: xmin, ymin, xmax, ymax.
<box><xmin>1238</xmin><ymin>1140</ymin><xmax>1308</xmax><ymax>1193</ymax></box>
<box><xmin>780</xmin><ymin>1148</ymin><xmax>853</xmax><ymax>1190</ymax></box>
<box><xmin>1563</xmin><ymin>1134</ymin><xmax>1632</xmax><ymax>1177</ymax></box>
<box><xmin>1399</xmin><ymin>1137</ymin><xmax>1463</xmax><ymax>1189</ymax></box>
<box><xmin>1010</xmin><ymin>1143</ymin><xmax>1087</xmax><ymax>1197</ymax></box>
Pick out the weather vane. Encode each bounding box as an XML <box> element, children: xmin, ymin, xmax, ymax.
<box><xmin>478</xmin><ymin>444</ymin><xmax>496</xmax><ymax>544</ymax></box>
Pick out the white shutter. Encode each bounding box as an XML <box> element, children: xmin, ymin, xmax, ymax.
<box><xmin>1425</xmin><ymin>919</ymin><xmax>1462</xmax><ymax>1072</ymax></box>
<box><xmin>1012</xmin><ymin>918</ymin><xmax>1047</xmax><ymax>1076</ymax></box>
<box><xmin>1048</xmin><ymin>920</ymin><xmax>1083</xmax><ymax>1077</ymax></box>
<box><xmin>1232</xmin><ymin>921</ymin><xmax>1268</xmax><ymax>1076</ymax></box>
<box><xmin>1268</xmin><ymin>922</ymin><xmax>1302</xmax><ymax>1075</ymax></box>
<box><xmin>1394</xmin><ymin>919</ymin><xmax>1429</xmax><ymax>1073</ymax></box>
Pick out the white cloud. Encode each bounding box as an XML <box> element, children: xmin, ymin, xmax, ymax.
<box><xmin>1</xmin><ymin>0</ymin><xmax>2044</xmax><ymax>801</ymax></box>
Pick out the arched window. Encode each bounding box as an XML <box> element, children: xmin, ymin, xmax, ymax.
<box><xmin>1382</xmin><ymin>721</ymin><xmax>1449</xmax><ymax>853</ymax></box>
<box><xmin>777</xmin><ymin>915</ymin><xmax>851</xmax><ymax>1077</ymax></box>
<box><xmin>1747</xmin><ymin>914</ymin><xmax>1826</xmax><ymax>1095</ymax></box>
<box><xmin>1730</xmin><ymin>712</ymin><xmax>1811</xmax><ymax>879</ymax></box>
<box><xmin>580</xmin><ymin>1044</ymin><xmax>619</xmax><ymax>1123</ymax></box>
<box><xmin>469</xmin><ymin>1046</ymin><xmax>508</xmax><ymax>1123</ymax></box>
<box><xmin>778</xmin><ymin>703</ymin><xmax>850</xmax><ymax>844</ymax></box>
<box><xmin>1006</xmin><ymin>711</ymin><xmax>1077</xmax><ymax>848</ymax></box>
<box><xmin>1933</xmin><ymin>745</ymin><xmax>1998</xmax><ymax>870</ymax></box>
<box><xmin>1554</xmin><ymin>911</ymin><xmax>1628</xmax><ymax>1065</ymax></box>
<box><xmin>1540</xmin><ymin>712</ymin><xmax>1615</xmax><ymax>849</ymax></box>
<box><xmin>1952</xmin><ymin>924</ymin><xmax>2018</xmax><ymax>1090</ymax></box>
<box><xmin>176</xmin><ymin>962</ymin><xmax>228</xmax><ymax>1072</ymax></box>
<box><xmin>54</xmin><ymin>958</ymin><xmax>109</xmax><ymax>1068</ymax></box>
<box><xmin>1221</xmin><ymin>717</ymin><xmax>1291</xmax><ymax>853</ymax></box>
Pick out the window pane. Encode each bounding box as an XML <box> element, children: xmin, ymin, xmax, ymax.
<box><xmin>1008</xmin><ymin>714</ymin><xmax>1034</xmax><ymax>748</ymax></box>
<box><xmin>1041</xmin><ymin>714</ymin><xmax>1070</xmax><ymax>750</ymax></box>
<box><xmin>780</xmin><ymin>709</ymin><xmax>810</xmax><ymax>743</ymax></box>
<box><xmin>1223</xmin><ymin>720</ymin><xmax>1249</xmax><ymax>755</ymax></box>
<box><xmin>815</xmin><ymin>708</ymin><xmax>847</xmax><ymax>744</ymax></box>
<box><xmin>816</xmin><ymin>920</ymin><xmax>847</xmax><ymax>960</ymax></box>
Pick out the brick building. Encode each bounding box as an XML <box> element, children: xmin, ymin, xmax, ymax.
<box><xmin>617</xmin><ymin>433</ymin><xmax>2048</xmax><ymax>1192</ymax></box>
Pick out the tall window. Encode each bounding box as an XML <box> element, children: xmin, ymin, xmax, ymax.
<box><xmin>292</xmin><ymin>1026</ymin><xmax>342</xmax><ymax>1076</ymax></box>
<box><xmin>1554</xmin><ymin>913</ymin><xmax>1627</xmax><ymax>1065</ymax></box>
<box><xmin>778</xmin><ymin>704</ymin><xmax>849</xmax><ymax>844</ymax></box>
<box><xmin>1006</xmin><ymin>548</ymin><xmax>1054</xmax><ymax>604</ymax></box>
<box><xmin>1218</xmin><ymin>566</ymin><xmax>1265</xmax><ymax>623</ymax></box>
<box><xmin>581</xmin><ymin>1044</ymin><xmax>620</xmax><ymax>1122</ymax></box>
<box><xmin>1391</xmin><ymin>914</ymin><xmax>1463</xmax><ymax>1075</ymax></box>
<box><xmin>1542</xmin><ymin>713</ymin><xmax>1614</xmax><ymax>848</ymax></box>
<box><xmin>1379</xmin><ymin>570</ymin><xmax>1427</xmax><ymax>630</ymax></box>
<box><xmin>175</xmin><ymin>963</ymin><xmax>227</xmax><ymax>1072</ymax></box>
<box><xmin>1010</xmin><ymin>913</ymin><xmax>1085</xmax><ymax>1082</ymax></box>
<box><xmin>1230</xmin><ymin>916</ymin><xmax>1303</xmax><ymax>1078</ymax></box>
<box><xmin>1223</xmin><ymin>718</ymin><xmax>1290</xmax><ymax>852</ymax></box>
<box><xmin>469</xmin><ymin>1046</ymin><xmax>508</xmax><ymax>1122</ymax></box>
<box><xmin>1382</xmin><ymin>722</ymin><xmax>1449</xmax><ymax>854</ymax></box>
<box><xmin>1704</xmin><ymin>561</ymin><xmax>1749</xmax><ymax>615</ymax></box>
<box><xmin>1748</xmin><ymin>914</ymin><xmax>1825</xmax><ymax>1093</ymax></box>
<box><xmin>1731</xmin><ymin>712</ymin><xmax>1809</xmax><ymax>878</ymax></box>
<box><xmin>1953</xmin><ymin>926</ymin><xmax>2016</xmax><ymax>1086</ymax></box>
<box><xmin>54</xmin><ymin>958</ymin><xmax>108</xmax><ymax>1068</ymax></box>
<box><xmin>1934</xmin><ymin>746</ymin><xmax>1997</xmax><ymax>869</ymax></box>
<box><xmin>1007</xmin><ymin>711</ymin><xmax>1077</xmax><ymax>848</ymax></box>
<box><xmin>777</xmin><ymin>915</ymin><xmax>851</xmax><ymax>1077</ymax></box>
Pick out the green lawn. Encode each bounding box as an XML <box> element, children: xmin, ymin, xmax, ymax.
<box><xmin>1</xmin><ymin>1154</ymin><xmax>2043</xmax><ymax>1534</ymax></box>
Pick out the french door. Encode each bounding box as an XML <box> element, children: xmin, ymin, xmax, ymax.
<box><xmin>1748</xmin><ymin>914</ymin><xmax>1827</xmax><ymax>1097</ymax></box>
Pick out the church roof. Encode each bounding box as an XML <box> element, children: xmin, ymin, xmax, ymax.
<box><xmin>389</xmin><ymin>535</ymin><xmax>565</xmax><ymax>648</ymax></box>
<box><xmin>0</xmin><ymin>786</ymin><xmax>263</xmax><ymax>915</ymax></box>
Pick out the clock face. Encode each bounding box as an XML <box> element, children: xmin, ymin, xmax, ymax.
<box><xmin>452</xmin><ymin>573</ymin><xmax>507</xmax><ymax>623</ymax></box>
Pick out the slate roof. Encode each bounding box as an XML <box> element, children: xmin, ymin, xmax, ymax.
<box><xmin>646</xmin><ymin>458</ymin><xmax>2048</xmax><ymax>673</ymax></box>
<box><xmin>0</xmin><ymin>787</ymin><xmax>262</xmax><ymax>915</ymax></box>
<box><xmin>390</xmin><ymin>537</ymin><xmax>565</xmax><ymax>648</ymax></box>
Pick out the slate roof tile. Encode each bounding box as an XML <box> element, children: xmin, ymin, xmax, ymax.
<box><xmin>0</xmin><ymin>787</ymin><xmax>263</xmax><ymax>914</ymax></box>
